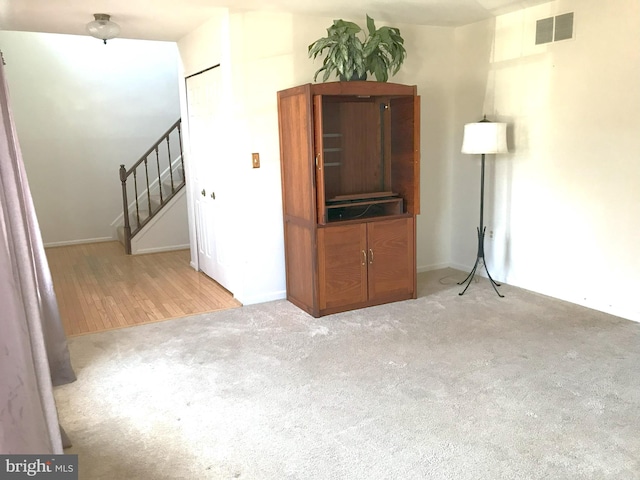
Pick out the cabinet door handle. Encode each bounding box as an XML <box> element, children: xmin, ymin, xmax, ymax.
<box><xmin>369</xmin><ymin>248</ymin><xmax>374</xmax><ymax>264</ymax></box>
<box><xmin>201</xmin><ymin>189</ymin><xmax>206</xmax><ymax>196</ymax></box>
<box><xmin>362</xmin><ymin>250</ymin><xmax>366</xmax><ymax>266</ymax></box>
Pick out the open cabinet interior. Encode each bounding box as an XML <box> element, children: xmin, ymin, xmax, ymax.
<box><xmin>315</xmin><ymin>93</ymin><xmax>418</xmax><ymax>224</ymax></box>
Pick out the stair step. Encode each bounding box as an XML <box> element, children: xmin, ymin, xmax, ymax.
<box><xmin>127</xmin><ymin>209</ymin><xmax>153</xmax><ymax>228</ymax></box>
<box><xmin>161</xmin><ymin>178</ymin><xmax>184</xmax><ymax>194</ymax></box>
<box><xmin>118</xmin><ymin>207</ymin><xmax>158</xmax><ymax>245</ymax></box>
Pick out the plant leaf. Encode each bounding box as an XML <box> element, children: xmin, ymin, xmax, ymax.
<box><xmin>363</xmin><ymin>36</ymin><xmax>380</xmax><ymax>57</ymax></box>
<box><xmin>366</xmin><ymin>14</ymin><xmax>376</xmax><ymax>35</ymax></box>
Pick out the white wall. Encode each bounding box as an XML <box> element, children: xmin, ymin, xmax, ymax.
<box><xmin>224</xmin><ymin>11</ymin><xmax>306</xmax><ymax>304</ymax></box>
<box><xmin>0</xmin><ymin>31</ymin><xmax>181</xmax><ymax>245</ymax></box>
<box><xmin>393</xmin><ymin>25</ymin><xmax>456</xmax><ymax>272</ymax></box>
<box><xmin>453</xmin><ymin>0</ymin><xmax>640</xmax><ymax>321</ymax></box>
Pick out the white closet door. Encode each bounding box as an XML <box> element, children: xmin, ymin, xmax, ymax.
<box><xmin>186</xmin><ymin>66</ymin><xmax>235</xmax><ymax>293</ymax></box>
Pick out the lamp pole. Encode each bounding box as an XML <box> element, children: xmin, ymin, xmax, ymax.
<box><xmin>458</xmin><ymin>151</ymin><xmax>504</xmax><ymax>297</ymax></box>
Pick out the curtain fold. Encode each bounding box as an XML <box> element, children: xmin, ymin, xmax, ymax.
<box><xmin>0</xmin><ymin>55</ymin><xmax>75</xmax><ymax>454</ymax></box>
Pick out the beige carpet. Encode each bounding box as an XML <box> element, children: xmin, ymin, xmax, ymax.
<box><xmin>54</xmin><ymin>269</ymin><xmax>640</xmax><ymax>479</ymax></box>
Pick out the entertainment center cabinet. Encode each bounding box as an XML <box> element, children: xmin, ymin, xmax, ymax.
<box><xmin>277</xmin><ymin>81</ymin><xmax>420</xmax><ymax>317</ymax></box>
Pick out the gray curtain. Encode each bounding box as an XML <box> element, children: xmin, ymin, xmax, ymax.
<box><xmin>0</xmin><ymin>55</ymin><xmax>76</xmax><ymax>454</ymax></box>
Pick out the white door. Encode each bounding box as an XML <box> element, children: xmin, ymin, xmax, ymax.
<box><xmin>186</xmin><ymin>67</ymin><xmax>235</xmax><ymax>293</ymax></box>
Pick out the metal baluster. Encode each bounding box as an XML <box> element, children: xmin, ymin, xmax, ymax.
<box><xmin>133</xmin><ymin>170</ymin><xmax>140</xmax><ymax>227</ymax></box>
<box><xmin>144</xmin><ymin>157</ymin><xmax>151</xmax><ymax>214</ymax></box>
<box><xmin>155</xmin><ymin>147</ymin><xmax>163</xmax><ymax>204</ymax></box>
<box><xmin>167</xmin><ymin>135</ymin><xmax>174</xmax><ymax>192</ymax></box>
<box><xmin>177</xmin><ymin>121</ymin><xmax>184</xmax><ymax>183</ymax></box>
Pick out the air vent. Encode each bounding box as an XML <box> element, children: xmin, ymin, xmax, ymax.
<box><xmin>535</xmin><ymin>17</ymin><xmax>554</xmax><ymax>44</ymax></box>
<box><xmin>554</xmin><ymin>13</ymin><xmax>574</xmax><ymax>41</ymax></box>
<box><xmin>535</xmin><ymin>12</ymin><xmax>574</xmax><ymax>45</ymax></box>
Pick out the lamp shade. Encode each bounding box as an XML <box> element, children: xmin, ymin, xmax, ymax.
<box><xmin>461</xmin><ymin>121</ymin><xmax>508</xmax><ymax>154</ymax></box>
<box><xmin>86</xmin><ymin>14</ymin><xmax>120</xmax><ymax>44</ymax></box>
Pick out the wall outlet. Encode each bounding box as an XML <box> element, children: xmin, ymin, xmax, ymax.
<box><xmin>252</xmin><ymin>153</ymin><xmax>260</xmax><ymax>168</ymax></box>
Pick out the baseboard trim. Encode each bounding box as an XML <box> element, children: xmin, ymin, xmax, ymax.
<box><xmin>235</xmin><ymin>290</ymin><xmax>287</xmax><ymax>306</ymax></box>
<box><xmin>44</xmin><ymin>236</ymin><xmax>115</xmax><ymax>248</ymax></box>
<box><xmin>132</xmin><ymin>244</ymin><xmax>190</xmax><ymax>255</ymax></box>
<box><xmin>448</xmin><ymin>262</ymin><xmax>473</xmax><ymax>272</ymax></box>
<box><xmin>417</xmin><ymin>262</ymin><xmax>450</xmax><ymax>273</ymax></box>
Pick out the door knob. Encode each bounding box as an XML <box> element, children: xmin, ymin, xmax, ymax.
<box><xmin>201</xmin><ymin>189</ymin><xmax>206</xmax><ymax>196</ymax></box>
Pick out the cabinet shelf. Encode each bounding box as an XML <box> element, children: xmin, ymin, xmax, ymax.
<box><xmin>326</xmin><ymin>196</ymin><xmax>403</xmax><ymax>222</ymax></box>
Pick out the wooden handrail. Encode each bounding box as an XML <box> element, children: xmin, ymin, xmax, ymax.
<box><xmin>123</xmin><ymin>119</ymin><xmax>182</xmax><ymax>178</ymax></box>
<box><xmin>119</xmin><ymin>118</ymin><xmax>184</xmax><ymax>254</ymax></box>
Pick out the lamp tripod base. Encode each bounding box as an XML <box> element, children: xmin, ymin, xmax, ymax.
<box><xmin>458</xmin><ymin>226</ymin><xmax>504</xmax><ymax>297</ymax></box>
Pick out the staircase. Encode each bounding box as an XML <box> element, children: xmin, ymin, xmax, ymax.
<box><xmin>118</xmin><ymin>119</ymin><xmax>185</xmax><ymax>254</ymax></box>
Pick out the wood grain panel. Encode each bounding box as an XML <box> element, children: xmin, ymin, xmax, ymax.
<box><xmin>318</xmin><ymin>224</ymin><xmax>367</xmax><ymax>310</ymax></box>
<box><xmin>283</xmin><ymin>221</ymin><xmax>316</xmax><ymax>314</ymax></box>
<box><xmin>367</xmin><ymin>217</ymin><xmax>415</xmax><ymax>300</ymax></box>
<box><xmin>313</xmin><ymin>95</ymin><xmax>327</xmax><ymax>224</ymax></box>
<box><xmin>391</xmin><ymin>96</ymin><xmax>421</xmax><ymax>215</ymax></box>
<box><xmin>278</xmin><ymin>87</ymin><xmax>315</xmax><ymax>223</ymax></box>
<box><xmin>340</xmin><ymin>100</ymin><xmax>382</xmax><ymax>195</ymax></box>
<box><xmin>309</xmin><ymin>81</ymin><xmax>417</xmax><ymax>97</ymax></box>
<box><xmin>46</xmin><ymin>242</ymin><xmax>240</xmax><ymax>336</ymax></box>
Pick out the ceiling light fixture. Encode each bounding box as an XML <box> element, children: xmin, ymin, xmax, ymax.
<box><xmin>86</xmin><ymin>14</ymin><xmax>120</xmax><ymax>44</ymax></box>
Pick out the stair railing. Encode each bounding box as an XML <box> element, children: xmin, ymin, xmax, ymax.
<box><xmin>119</xmin><ymin>119</ymin><xmax>184</xmax><ymax>254</ymax></box>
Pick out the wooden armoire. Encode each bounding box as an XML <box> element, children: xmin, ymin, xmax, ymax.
<box><xmin>277</xmin><ymin>81</ymin><xmax>420</xmax><ymax>317</ymax></box>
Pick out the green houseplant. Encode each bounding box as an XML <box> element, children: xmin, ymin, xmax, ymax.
<box><xmin>308</xmin><ymin>15</ymin><xmax>407</xmax><ymax>83</ymax></box>
<box><xmin>308</xmin><ymin>19</ymin><xmax>367</xmax><ymax>82</ymax></box>
<box><xmin>362</xmin><ymin>15</ymin><xmax>407</xmax><ymax>82</ymax></box>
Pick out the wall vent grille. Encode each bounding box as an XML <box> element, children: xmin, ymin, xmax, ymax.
<box><xmin>536</xmin><ymin>12</ymin><xmax>574</xmax><ymax>45</ymax></box>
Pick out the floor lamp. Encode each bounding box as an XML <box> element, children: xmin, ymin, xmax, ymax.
<box><xmin>458</xmin><ymin>116</ymin><xmax>508</xmax><ymax>297</ymax></box>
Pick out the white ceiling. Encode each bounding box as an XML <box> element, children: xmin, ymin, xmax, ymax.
<box><xmin>0</xmin><ymin>0</ymin><xmax>552</xmax><ymax>42</ymax></box>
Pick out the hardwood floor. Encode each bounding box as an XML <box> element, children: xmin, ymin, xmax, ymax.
<box><xmin>46</xmin><ymin>241</ymin><xmax>241</xmax><ymax>337</ymax></box>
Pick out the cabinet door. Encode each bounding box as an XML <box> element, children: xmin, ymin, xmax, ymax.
<box><xmin>367</xmin><ymin>217</ymin><xmax>415</xmax><ymax>301</ymax></box>
<box><xmin>390</xmin><ymin>95</ymin><xmax>420</xmax><ymax>215</ymax></box>
<box><xmin>313</xmin><ymin>95</ymin><xmax>327</xmax><ymax>224</ymax></box>
<box><xmin>318</xmin><ymin>224</ymin><xmax>368</xmax><ymax>310</ymax></box>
